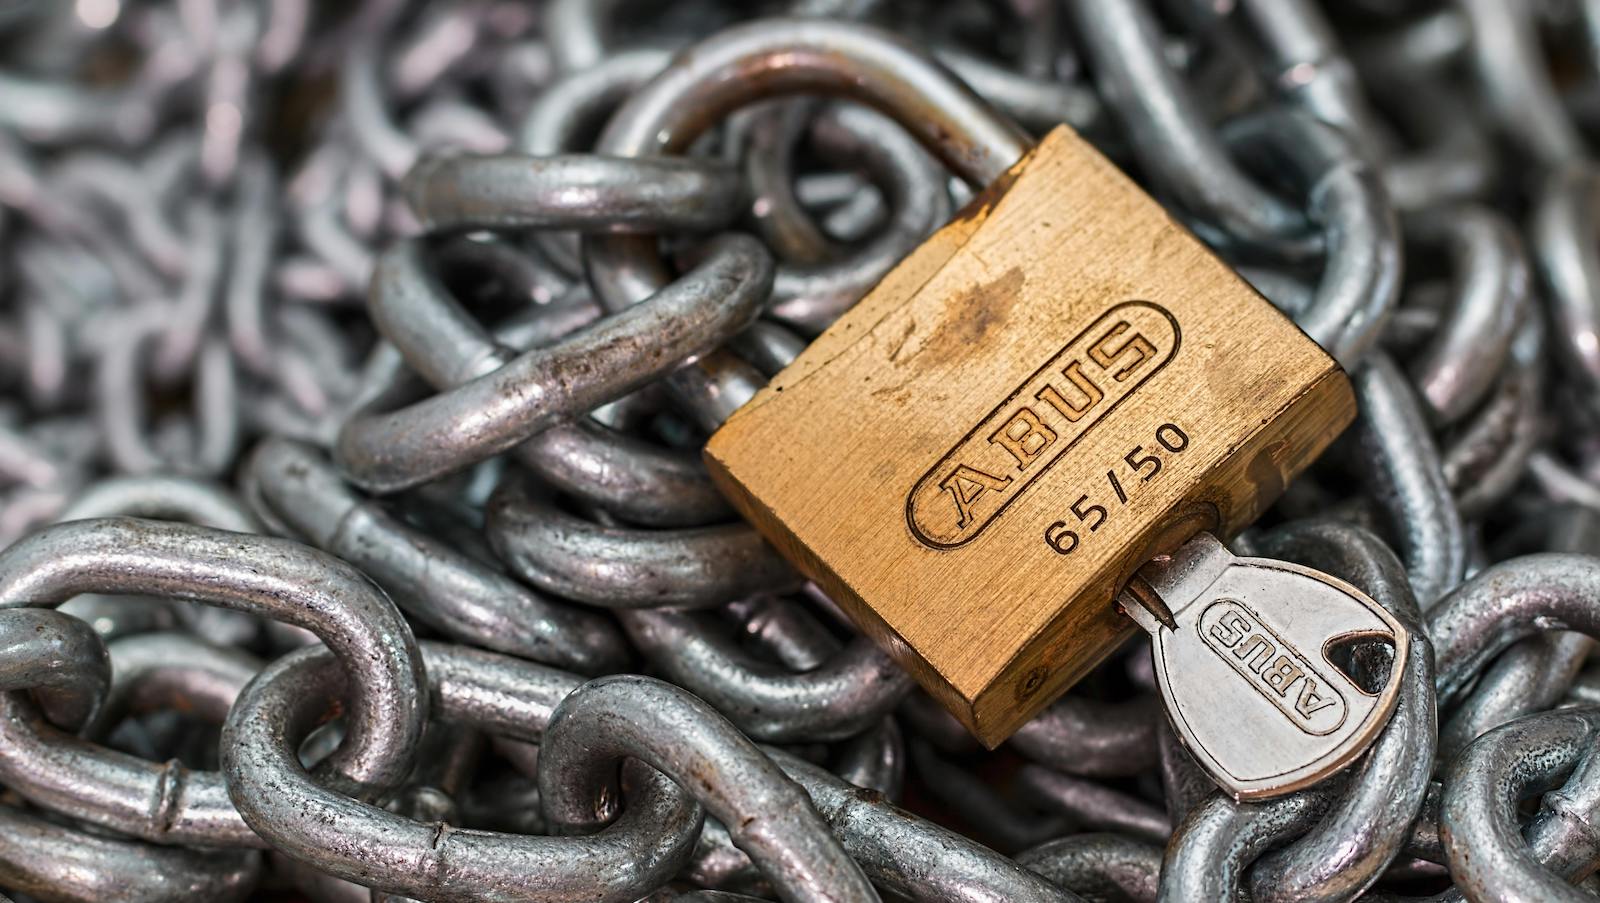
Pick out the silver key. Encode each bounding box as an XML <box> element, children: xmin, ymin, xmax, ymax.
<box><xmin>1119</xmin><ymin>533</ymin><xmax>1407</xmax><ymax>801</ymax></box>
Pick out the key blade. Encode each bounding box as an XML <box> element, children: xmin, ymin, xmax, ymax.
<box><xmin>1119</xmin><ymin>533</ymin><xmax>1232</xmax><ymax>635</ymax></box>
<box><xmin>1136</xmin><ymin>533</ymin><xmax>1235</xmax><ymax>613</ymax></box>
<box><xmin>1144</xmin><ymin>550</ymin><xmax>1408</xmax><ymax>800</ymax></box>
<box><xmin>1120</xmin><ymin>574</ymin><xmax>1178</xmax><ymax>632</ymax></box>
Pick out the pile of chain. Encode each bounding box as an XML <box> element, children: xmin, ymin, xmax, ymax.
<box><xmin>3</xmin><ymin>0</ymin><xmax>1600</xmax><ymax>900</ymax></box>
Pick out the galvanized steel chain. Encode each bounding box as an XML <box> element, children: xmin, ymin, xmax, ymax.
<box><xmin>0</xmin><ymin>1</ymin><xmax>1597</xmax><ymax>901</ymax></box>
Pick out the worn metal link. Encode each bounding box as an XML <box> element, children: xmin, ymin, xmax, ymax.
<box><xmin>0</xmin><ymin>1</ymin><xmax>1599</xmax><ymax>901</ymax></box>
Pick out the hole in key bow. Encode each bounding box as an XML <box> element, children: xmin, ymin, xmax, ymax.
<box><xmin>1323</xmin><ymin>631</ymin><xmax>1398</xmax><ymax>697</ymax></box>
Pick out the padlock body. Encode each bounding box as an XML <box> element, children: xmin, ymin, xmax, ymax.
<box><xmin>705</xmin><ymin>126</ymin><xmax>1355</xmax><ymax>746</ymax></box>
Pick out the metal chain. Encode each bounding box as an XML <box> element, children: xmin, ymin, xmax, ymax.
<box><xmin>0</xmin><ymin>1</ymin><xmax>1597</xmax><ymax>901</ymax></box>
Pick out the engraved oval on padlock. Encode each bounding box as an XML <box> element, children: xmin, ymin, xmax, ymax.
<box><xmin>1136</xmin><ymin>538</ymin><xmax>1408</xmax><ymax>800</ymax></box>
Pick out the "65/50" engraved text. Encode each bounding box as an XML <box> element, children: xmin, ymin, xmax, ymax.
<box><xmin>1044</xmin><ymin>422</ymin><xmax>1190</xmax><ymax>556</ymax></box>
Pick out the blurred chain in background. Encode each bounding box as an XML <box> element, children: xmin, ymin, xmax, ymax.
<box><xmin>0</xmin><ymin>0</ymin><xmax>1599</xmax><ymax>900</ymax></box>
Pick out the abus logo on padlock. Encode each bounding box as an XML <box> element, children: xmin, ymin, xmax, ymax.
<box><xmin>906</xmin><ymin>301</ymin><xmax>1180</xmax><ymax>548</ymax></box>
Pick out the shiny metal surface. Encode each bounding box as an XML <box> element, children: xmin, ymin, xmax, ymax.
<box><xmin>0</xmin><ymin>1</ymin><xmax>1594</xmax><ymax>900</ymax></box>
<box><xmin>1126</xmin><ymin>533</ymin><xmax>1407</xmax><ymax>801</ymax></box>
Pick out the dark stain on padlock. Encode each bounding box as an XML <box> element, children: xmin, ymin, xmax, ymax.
<box><xmin>1247</xmin><ymin>439</ymin><xmax>1290</xmax><ymax>517</ymax></box>
<box><xmin>908</xmin><ymin>266</ymin><xmax>1025</xmax><ymax>369</ymax></box>
<box><xmin>1014</xmin><ymin>665</ymin><xmax>1050</xmax><ymax>702</ymax></box>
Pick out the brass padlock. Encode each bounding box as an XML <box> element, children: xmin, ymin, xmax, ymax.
<box><xmin>705</xmin><ymin>126</ymin><xmax>1357</xmax><ymax>748</ymax></box>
